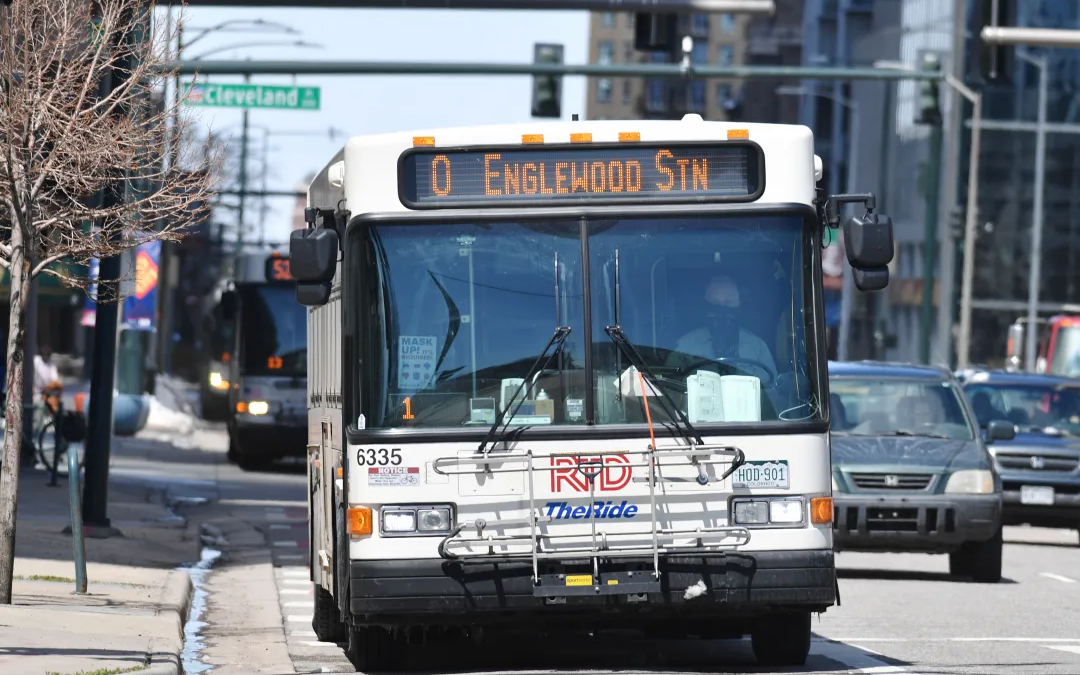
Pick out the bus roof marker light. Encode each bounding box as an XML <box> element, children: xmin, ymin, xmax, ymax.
<box><xmin>570</xmin><ymin>133</ymin><xmax>592</xmax><ymax>143</ymax></box>
<box><xmin>522</xmin><ymin>134</ymin><xmax>544</xmax><ymax>144</ymax></box>
<box><xmin>727</xmin><ymin>129</ymin><xmax>750</xmax><ymax>140</ymax></box>
<box><xmin>618</xmin><ymin>131</ymin><xmax>640</xmax><ymax>142</ymax></box>
<box><xmin>413</xmin><ymin>136</ymin><xmax>435</xmax><ymax>147</ymax></box>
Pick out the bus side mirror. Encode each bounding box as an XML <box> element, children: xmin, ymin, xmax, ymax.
<box><xmin>843</xmin><ymin>212</ymin><xmax>894</xmax><ymax>292</ymax></box>
<box><xmin>220</xmin><ymin>290</ymin><xmax>237</xmax><ymax>322</ymax></box>
<box><xmin>853</xmin><ymin>267</ymin><xmax>889</xmax><ymax>292</ymax></box>
<box><xmin>290</xmin><ymin>228</ymin><xmax>338</xmax><ymax>283</ymax></box>
<box><xmin>296</xmin><ymin>281</ymin><xmax>331</xmax><ymax>307</ymax></box>
<box><xmin>987</xmin><ymin>420</ymin><xmax>1016</xmax><ymax>443</ymax></box>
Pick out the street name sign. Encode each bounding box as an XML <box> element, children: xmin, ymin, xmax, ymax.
<box><xmin>184</xmin><ymin>83</ymin><xmax>321</xmax><ymax>111</ymax></box>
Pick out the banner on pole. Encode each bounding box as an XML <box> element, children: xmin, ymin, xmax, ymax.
<box><xmin>80</xmin><ymin>241</ymin><xmax>162</xmax><ymax>331</ymax></box>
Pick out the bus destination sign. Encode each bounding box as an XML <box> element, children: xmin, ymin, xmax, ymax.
<box><xmin>266</xmin><ymin>257</ymin><xmax>293</xmax><ymax>282</ymax></box>
<box><xmin>399</xmin><ymin>143</ymin><xmax>762</xmax><ymax>208</ymax></box>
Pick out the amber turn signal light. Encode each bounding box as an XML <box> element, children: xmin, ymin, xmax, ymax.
<box><xmin>347</xmin><ymin>507</ymin><xmax>373</xmax><ymax>536</ymax></box>
<box><xmin>810</xmin><ymin>497</ymin><xmax>833</xmax><ymax>525</ymax></box>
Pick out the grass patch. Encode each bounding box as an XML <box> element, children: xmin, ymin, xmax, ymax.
<box><xmin>15</xmin><ymin>574</ymin><xmax>148</xmax><ymax>588</ymax></box>
<box><xmin>46</xmin><ymin>665</ymin><xmax>148</xmax><ymax>675</ymax></box>
<box><xmin>17</xmin><ymin>574</ymin><xmax>75</xmax><ymax>583</ymax></box>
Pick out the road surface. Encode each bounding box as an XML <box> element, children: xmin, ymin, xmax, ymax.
<box><xmin>110</xmin><ymin>426</ymin><xmax>1080</xmax><ymax>674</ymax></box>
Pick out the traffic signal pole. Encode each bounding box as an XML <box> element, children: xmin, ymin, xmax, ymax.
<box><xmin>916</xmin><ymin>53</ymin><xmax>943</xmax><ymax>365</ymax></box>
<box><xmin>169</xmin><ymin>60</ymin><xmax>946</xmax><ymax>81</ymax></box>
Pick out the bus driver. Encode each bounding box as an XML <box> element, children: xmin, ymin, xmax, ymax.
<box><xmin>666</xmin><ymin>274</ymin><xmax>778</xmax><ymax>379</ymax></box>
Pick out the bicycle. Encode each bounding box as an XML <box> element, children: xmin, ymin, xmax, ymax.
<box><xmin>0</xmin><ymin>383</ymin><xmax>85</xmax><ymax>479</ymax></box>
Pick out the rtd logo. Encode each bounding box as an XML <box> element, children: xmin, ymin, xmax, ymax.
<box><xmin>550</xmin><ymin>454</ymin><xmax>633</xmax><ymax>492</ymax></box>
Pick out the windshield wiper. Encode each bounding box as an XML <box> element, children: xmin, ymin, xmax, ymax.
<box><xmin>476</xmin><ymin>326</ymin><xmax>572</xmax><ymax>454</ymax></box>
<box><xmin>604</xmin><ymin>325</ymin><xmax>747</xmax><ymax>481</ymax></box>
<box><xmin>887</xmin><ymin>430</ymin><xmax>952</xmax><ymax>439</ymax></box>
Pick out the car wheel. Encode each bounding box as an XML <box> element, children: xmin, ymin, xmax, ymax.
<box><xmin>967</xmin><ymin>527</ymin><xmax>1004</xmax><ymax>583</ymax></box>
<box><xmin>750</xmin><ymin>612</ymin><xmax>812</xmax><ymax>666</ymax></box>
<box><xmin>948</xmin><ymin>548</ymin><xmax>972</xmax><ymax>577</ymax></box>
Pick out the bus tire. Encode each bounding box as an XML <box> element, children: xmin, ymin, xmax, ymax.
<box><xmin>346</xmin><ymin>626</ymin><xmax>403</xmax><ymax>672</ymax></box>
<box><xmin>750</xmin><ymin>611</ymin><xmax>811</xmax><ymax>667</ymax></box>
<box><xmin>312</xmin><ymin>586</ymin><xmax>346</xmax><ymax>643</ymax></box>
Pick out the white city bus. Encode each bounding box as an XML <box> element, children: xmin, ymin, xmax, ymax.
<box><xmin>219</xmin><ymin>250</ymin><xmax>308</xmax><ymax>470</ymax></box>
<box><xmin>290</xmin><ymin>115</ymin><xmax>894</xmax><ymax>670</ymax></box>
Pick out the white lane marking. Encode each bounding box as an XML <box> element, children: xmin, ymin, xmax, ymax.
<box><xmin>1040</xmin><ymin>572</ymin><xmax>1078</xmax><ymax>584</ymax></box>
<box><xmin>280</xmin><ymin>589</ymin><xmax>311</xmax><ymax>595</ymax></box>
<box><xmin>285</xmin><ymin>601</ymin><xmax>315</xmax><ymax>608</ymax></box>
<box><xmin>812</xmin><ymin>640</ymin><xmax>914</xmax><ymax>673</ymax></box>
<box><xmin>302</xmin><ymin>641</ymin><xmax>341</xmax><ymax>648</ymax></box>
<box><xmin>274</xmin><ymin>540</ymin><xmax>300</xmax><ymax>547</ymax></box>
<box><xmin>826</xmin><ymin>637</ymin><xmax>1080</xmax><ymax>643</ymax></box>
<box><xmin>278</xmin><ymin>554</ymin><xmax>305</xmax><ymax>561</ymax></box>
<box><xmin>287</xmin><ymin>614</ymin><xmax>313</xmax><ymax>622</ymax></box>
<box><xmin>1045</xmin><ymin>646</ymin><xmax>1080</xmax><ymax>655</ymax></box>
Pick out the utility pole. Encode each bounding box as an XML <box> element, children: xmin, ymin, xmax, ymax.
<box><xmin>1019</xmin><ymin>50</ymin><xmax>1048</xmax><ymax>372</ymax></box>
<box><xmin>916</xmin><ymin>52</ymin><xmax>943</xmax><ymax>365</ymax></box>
<box><xmin>83</xmin><ymin>4</ymin><xmax>146</xmax><ymax>534</ymax></box>
<box><xmin>236</xmin><ymin>72</ymin><xmax>250</xmax><ymax>259</ymax></box>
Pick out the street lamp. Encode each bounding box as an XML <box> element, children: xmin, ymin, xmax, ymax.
<box><xmin>187</xmin><ymin>40</ymin><xmax>325</xmax><ymax>62</ymax></box>
<box><xmin>776</xmin><ymin>84</ymin><xmax>859</xmax><ymax>361</ymax></box>
<box><xmin>1015</xmin><ymin>50</ymin><xmax>1048</xmax><ymax>373</ymax></box>
<box><xmin>873</xmin><ymin>59</ymin><xmax>983</xmax><ymax>370</ymax></box>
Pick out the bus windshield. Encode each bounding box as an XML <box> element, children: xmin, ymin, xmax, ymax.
<box><xmin>239</xmin><ymin>283</ymin><xmax>307</xmax><ymax>377</ymax></box>
<box><xmin>355</xmin><ymin>213</ymin><xmax>822</xmax><ymax>431</ymax></box>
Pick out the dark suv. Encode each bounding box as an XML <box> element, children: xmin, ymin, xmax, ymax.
<box><xmin>829</xmin><ymin>361</ymin><xmax>1014</xmax><ymax>582</ymax></box>
<box><xmin>957</xmin><ymin>369</ymin><xmax>1080</xmax><ymax>544</ymax></box>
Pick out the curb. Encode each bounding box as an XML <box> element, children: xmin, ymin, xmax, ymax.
<box><xmin>143</xmin><ymin>569</ymin><xmax>195</xmax><ymax>675</ymax></box>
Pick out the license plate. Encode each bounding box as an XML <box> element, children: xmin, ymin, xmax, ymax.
<box><xmin>1020</xmin><ymin>485</ymin><xmax>1054</xmax><ymax>505</ymax></box>
<box><xmin>732</xmin><ymin>460</ymin><xmax>790</xmax><ymax>489</ymax></box>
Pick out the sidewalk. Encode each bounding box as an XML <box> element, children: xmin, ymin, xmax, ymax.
<box><xmin>0</xmin><ymin>456</ymin><xmax>202</xmax><ymax>675</ymax></box>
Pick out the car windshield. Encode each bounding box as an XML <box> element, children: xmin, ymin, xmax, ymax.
<box><xmin>1049</xmin><ymin>325</ymin><xmax>1080</xmax><ymax>377</ymax></box>
<box><xmin>829</xmin><ymin>378</ymin><xmax>974</xmax><ymax>440</ymax></box>
<box><xmin>963</xmin><ymin>382</ymin><xmax>1080</xmax><ymax>435</ymax></box>
<box><xmin>354</xmin><ymin>213</ymin><xmax>823</xmax><ymax>431</ymax></box>
<box><xmin>238</xmin><ymin>284</ymin><xmax>307</xmax><ymax>377</ymax></box>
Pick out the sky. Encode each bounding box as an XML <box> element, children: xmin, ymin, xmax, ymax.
<box><xmin>165</xmin><ymin>6</ymin><xmax>591</xmax><ymax>246</ymax></box>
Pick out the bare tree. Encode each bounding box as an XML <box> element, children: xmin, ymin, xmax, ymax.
<box><xmin>0</xmin><ymin>0</ymin><xmax>216</xmax><ymax>602</ymax></box>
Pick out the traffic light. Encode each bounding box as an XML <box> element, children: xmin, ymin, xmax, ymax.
<box><xmin>916</xmin><ymin>52</ymin><xmax>942</xmax><ymax>127</ymax></box>
<box><xmin>978</xmin><ymin>0</ymin><xmax>1015</xmax><ymax>82</ymax></box>
<box><xmin>531</xmin><ymin>43</ymin><xmax>563</xmax><ymax>119</ymax></box>
<box><xmin>633</xmin><ymin>13</ymin><xmax>676</xmax><ymax>52</ymax></box>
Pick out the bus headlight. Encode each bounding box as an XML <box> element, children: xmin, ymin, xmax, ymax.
<box><xmin>945</xmin><ymin>469</ymin><xmax>995</xmax><ymax>495</ymax></box>
<box><xmin>732</xmin><ymin>497</ymin><xmax>805</xmax><ymax>526</ymax></box>
<box><xmin>379</xmin><ymin>505</ymin><xmax>454</xmax><ymax>536</ymax></box>
<box><xmin>209</xmin><ymin>372</ymin><xmax>229</xmax><ymax>390</ymax></box>
<box><xmin>247</xmin><ymin>400</ymin><xmax>270</xmax><ymax>416</ymax></box>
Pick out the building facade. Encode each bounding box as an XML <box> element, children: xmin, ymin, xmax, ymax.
<box><xmin>584</xmin><ymin>11</ymin><xmax>749</xmax><ymax>121</ymax></box>
<box><xmin>961</xmin><ymin>0</ymin><xmax>1080</xmax><ymax>367</ymax></box>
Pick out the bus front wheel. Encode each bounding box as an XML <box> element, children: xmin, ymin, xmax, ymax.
<box><xmin>750</xmin><ymin>611</ymin><xmax>812</xmax><ymax>667</ymax></box>
<box><xmin>346</xmin><ymin>625</ymin><xmax>405</xmax><ymax>671</ymax></box>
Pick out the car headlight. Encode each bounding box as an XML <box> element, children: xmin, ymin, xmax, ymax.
<box><xmin>944</xmin><ymin>469</ymin><xmax>995</xmax><ymax>495</ymax></box>
<box><xmin>379</xmin><ymin>505</ymin><xmax>454</xmax><ymax>536</ymax></box>
<box><xmin>247</xmin><ymin>400</ymin><xmax>270</xmax><ymax>416</ymax></box>
<box><xmin>732</xmin><ymin>497</ymin><xmax>804</xmax><ymax>527</ymax></box>
<box><xmin>208</xmin><ymin>372</ymin><xmax>229</xmax><ymax>390</ymax></box>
